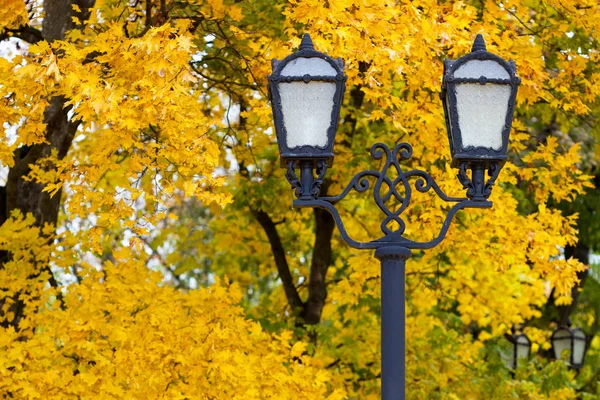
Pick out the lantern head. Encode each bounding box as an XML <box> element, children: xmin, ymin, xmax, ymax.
<box><xmin>441</xmin><ymin>34</ymin><xmax>520</xmax><ymax>169</ymax></box>
<box><xmin>268</xmin><ymin>34</ymin><xmax>347</xmax><ymax>168</ymax></box>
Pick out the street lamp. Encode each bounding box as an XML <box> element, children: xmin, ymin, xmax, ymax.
<box><xmin>504</xmin><ymin>328</ymin><xmax>531</xmax><ymax>370</ymax></box>
<box><xmin>268</xmin><ymin>34</ymin><xmax>520</xmax><ymax>400</ymax></box>
<box><xmin>551</xmin><ymin>324</ymin><xmax>588</xmax><ymax>369</ymax></box>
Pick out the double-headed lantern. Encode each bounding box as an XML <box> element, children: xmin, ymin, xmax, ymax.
<box><xmin>441</xmin><ymin>34</ymin><xmax>520</xmax><ymax>199</ymax></box>
<box><xmin>504</xmin><ymin>329</ymin><xmax>532</xmax><ymax>370</ymax></box>
<box><xmin>268</xmin><ymin>34</ymin><xmax>347</xmax><ymax>170</ymax></box>
<box><xmin>551</xmin><ymin>325</ymin><xmax>588</xmax><ymax>369</ymax></box>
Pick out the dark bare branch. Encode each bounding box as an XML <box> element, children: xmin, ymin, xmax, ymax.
<box><xmin>252</xmin><ymin>209</ymin><xmax>304</xmax><ymax>313</ymax></box>
<box><xmin>0</xmin><ymin>25</ymin><xmax>44</xmax><ymax>44</ymax></box>
<box><xmin>301</xmin><ymin>206</ymin><xmax>335</xmax><ymax>325</ymax></box>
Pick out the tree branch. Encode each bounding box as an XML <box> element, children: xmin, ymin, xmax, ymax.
<box><xmin>252</xmin><ymin>209</ymin><xmax>304</xmax><ymax>313</ymax></box>
<box><xmin>0</xmin><ymin>25</ymin><xmax>44</xmax><ymax>44</ymax></box>
<box><xmin>301</xmin><ymin>204</ymin><xmax>335</xmax><ymax>325</ymax></box>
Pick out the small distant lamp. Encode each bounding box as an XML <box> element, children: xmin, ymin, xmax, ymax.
<box><xmin>551</xmin><ymin>325</ymin><xmax>588</xmax><ymax>369</ymax></box>
<box><xmin>505</xmin><ymin>329</ymin><xmax>531</xmax><ymax>370</ymax></box>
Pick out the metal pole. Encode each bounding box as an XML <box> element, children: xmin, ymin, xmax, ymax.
<box><xmin>375</xmin><ymin>246</ymin><xmax>412</xmax><ymax>400</ymax></box>
<box><xmin>471</xmin><ymin>164</ymin><xmax>486</xmax><ymax>201</ymax></box>
<box><xmin>299</xmin><ymin>161</ymin><xmax>314</xmax><ymax>199</ymax></box>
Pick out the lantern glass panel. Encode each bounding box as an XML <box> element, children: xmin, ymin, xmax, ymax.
<box><xmin>280</xmin><ymin>57</ymin><xmax>337</xmax><ymax>77</ymax></box>
<box><xmin>454</xmin><ymin>60</ymin><xmax>510</xmax><ymax>79</ymax></box>
<box><xmin>455</xmin><ymin>83</ymin><xmax>511</xmax><ymax>150</ymax></box>
<box><xmin>516</xmin><ymin>335</ymin><xmax>530</xmax><ymax>360</ymax></box>
<box><xmin>572</xmin><ymin>329</ymin><xmax>586</xmax><ymax>366</ymax></box>
<box><xmin>552</xmin><ymin>328</ymin><xmax>571</xmax><ymax>360</ymax></box>
<box><xmin>279</xmin><ymin>81</ymin><xmax>337</xmax><ymax>148</ymax></box>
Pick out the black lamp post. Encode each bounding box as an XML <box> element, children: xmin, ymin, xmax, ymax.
<box><xmin>268</xmin><ymin>33</ymin><xmax>520</xmax><ymax>400</ymax></box>
<box><xmin>551</xmin><ymin>324</ymin><xmax>588</xmax><ymax>369</ymax></box>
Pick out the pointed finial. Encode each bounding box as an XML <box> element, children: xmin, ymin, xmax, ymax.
<box><xmin>299</xmin><ymin>33</ymin><xmax>314</xmax><ymax>51</ymax></box>
<box><xmin>472</xmin><ymin>34</ymin><xmax>486</xmax><ymax>52</ymax></box>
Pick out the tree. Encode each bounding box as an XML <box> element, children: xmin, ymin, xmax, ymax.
<box><xmin>0</xmin><ymin>0</ymin><xmax>599</xmax><ymax>398</ymax></box>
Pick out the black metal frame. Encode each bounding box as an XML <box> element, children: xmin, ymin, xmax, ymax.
<box><xmin>440</xmin><ymin>34</ymin><xmax>521</xmax><ymax>170</ymax></box>
<box><xmin>287</xmin><ymin>142</ymin><xmax>494</xmax><ymax>249</ymax></box>
<box><xmin>551</xmin><ymin>326</ymin><xmax>588</xmax><ymax>369</ymax></box>
<box><xmin>268</xmin><ymin>34</ymin><xmax>347</xmax><ymax>167</ymax></box>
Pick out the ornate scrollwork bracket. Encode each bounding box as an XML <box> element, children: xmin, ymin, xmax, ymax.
<box><xmin>311</xmin><ymin>161</ymin><xmax>328</xmax><ymax>196</ymax></box>
<box><xmin>457</xmin><ymin>162</ymin><xmax>502</xmax><ymax>201</ymax></box>
<box><xmin>289</xmin><ymin>142</ymin><xmax>494</xmax><ymax>250</ymax></box>
<box><xmin>285</xmin><ymin>159</ymin><xmax>328</xmax><ymax>199</ymax></box>
<box><xmin>285</xmin><ymin>161</ymin><xmax>303</xmax><ymax>198</ymax></box>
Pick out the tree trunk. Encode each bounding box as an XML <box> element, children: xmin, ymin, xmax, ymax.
<box><xmin>300</xmin><ymin>207</ymin><xmax>335</xmax><ymax>325</ymax></box>
<box><xmin>0</xmin><ymin>0</ymin><xmax>95</xmax><ymax>330</ymax></box>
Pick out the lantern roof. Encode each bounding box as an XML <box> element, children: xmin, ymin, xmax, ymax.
<box><xmin>299</xmin><ymin>33</ymin><xmax>314</xmax><ymax>50</ymax></box>
<box><xmin>472</xmin><ymin>34</ymin><xmax>486</xmax><ymax>52</ymax></box>
<box><xmin>442</xmin><ymin>36</ymin><xmax>520</xmax><ymax>88</ymax></box>
<box><xmin>270</xmin><ymin>34</ymin><xmax>345</xmax><ymax>80</ymax></box>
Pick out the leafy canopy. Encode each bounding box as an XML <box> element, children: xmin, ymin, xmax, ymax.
<box><xmin>0</xmin><ymin>0</ymin><xmax>599</xmax><ymax>398</ymax></box>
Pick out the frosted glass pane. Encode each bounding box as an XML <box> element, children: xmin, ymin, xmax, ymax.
<box><xmin>456</xmin><ymin>83</ymin><xmax>511</xmax><ymax>150</ymax></box>
<box><xmin>552</xmin><ymin>329</ymin><xmax>571</xmax><ymax>360</ymax></box>
<box><xmin>281</xmin><ymin>57</ymin><xmax>336</xmax><ymax>77</ymax></box>
<box><xmin>279</xmin><ymin>81</ymin><xmax>336</xmax><ymax>148</ymax></box>
<box><xmin>454</xmin><ymin>60</ymin><xmax>510</xmax><ymax>79</ymax></box>
<box><xmin>572</xmin><ymin>330</ymin><xmax>586</xmax><ymax>365</ymax></box>
<box><xmin>516</xmin><ymin>344</ymin><xmax>529</xmax><ymax>361</ymax></box>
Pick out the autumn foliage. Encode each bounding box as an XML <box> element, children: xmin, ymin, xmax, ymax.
<box><xmin>0</xmin><ymin>0</ymin><xmax>599</xmax><ymax>398</ymax></box>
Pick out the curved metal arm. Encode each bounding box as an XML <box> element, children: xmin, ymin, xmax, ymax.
<box><xmin>291</xmin><ymin>142</ymin><xmax>493</xmax><ymax>250</ymax></box>
<box><xmin>293</xmin><ymin>197</ymin><xmax>490</xmax><ymax>249</ymax></box>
